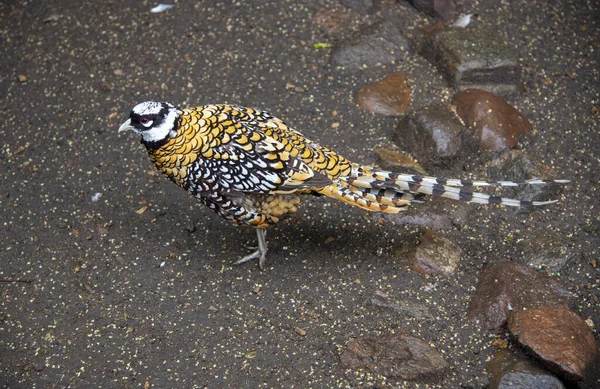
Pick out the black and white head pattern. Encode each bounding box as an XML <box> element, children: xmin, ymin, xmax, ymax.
<box><xmin>126</xmin><ymin>102</ymin><xmax>179</xmax><ymax>143</ymax></box>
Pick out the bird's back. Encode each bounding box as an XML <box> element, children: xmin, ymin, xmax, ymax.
<box><xmin>146</xmin><ymin>104</ymin><xmax>354</xmax><ymax>192</ymax></box>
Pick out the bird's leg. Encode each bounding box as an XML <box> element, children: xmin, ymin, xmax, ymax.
<box><xmin>233</xmin><ymin>229</ymin><xmax>268</xmax><ymax>270</ymax></box>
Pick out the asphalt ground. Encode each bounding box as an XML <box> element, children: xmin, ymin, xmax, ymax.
<box><xmin>1</xmin><ymin>0</ymin><xmax>598</xmax><ymax>388</ymax></box>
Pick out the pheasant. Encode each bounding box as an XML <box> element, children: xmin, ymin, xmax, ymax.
<box><xmin>118</xmin><ymin>101</ymin><xmax>566</xmax><ymax>269</ymax></box>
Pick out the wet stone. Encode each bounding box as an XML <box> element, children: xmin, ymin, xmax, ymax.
<box><xmin>521</xmin><ymin>229</ymin><xmax>574</xmax><ymax>273</ymax></box>
<box><xmin>467</xmin><ymin>261</ymin><xmax>576</xmax><ymax>333</ymax></box>
<box><xmin>451</xmin><ymin>89</ymin><xmax>532</xmax><ymax>151</ymax></box>
<box><xmin>404</xmin><ymin>229</ymin><xmax>462</xmax><ymax>276</ymax></box>
<box><xmin>354</xmin><ymin>72</ymin><xmax>412</xmax><ymax>116</ymax></box>
<box><xmin>487</xmin><ymin>349</ymin><xmax>565</xmax><ymax>389</ymax></box>
<box><xmin>508</xmin><ymin>305</ymin><xmax>598</xmax><ymax>380</ymax></box>
<box><xmin>422</xmin><ymin>27</ymin><xmax>520</xmax><ymax>95</ymax></box>
<box><xmin>396</xmin><ymin>104</ymin><xmax>479</xmax><ymax>171</ymax></box>
<box><xmin>332</xmin><ymin>21</ymin><xmax>410</xmax><ymax>70</ymax></box>
<box><xmin>339</xmin><ymin>334</ymin><xmax>448</xmax><ymax>381</ymax></box>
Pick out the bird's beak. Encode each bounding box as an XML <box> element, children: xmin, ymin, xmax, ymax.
<box><xmin>118</xmin><ymin>119</ymin><xmax>133</xmax><ymax>134</ymax></box>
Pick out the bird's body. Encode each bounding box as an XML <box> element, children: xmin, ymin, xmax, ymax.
<box><xmin>119</xmin><ymin>102</ymin><xmax>566</xmax><ymax>268</ymax></box>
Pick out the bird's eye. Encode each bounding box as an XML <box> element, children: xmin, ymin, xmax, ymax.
<box><xmin>139</xmin><ymin>116</ymin><xmax>153</xmax><ymax>127</ymax></box>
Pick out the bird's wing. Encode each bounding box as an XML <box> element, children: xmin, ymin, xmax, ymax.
<box><xmin>187</xmin><ymin>105</ymin><xmax>331</xmax><ymax>196</ymax></box>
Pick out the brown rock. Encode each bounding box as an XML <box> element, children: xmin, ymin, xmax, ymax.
<box><xmin>467</xmin><ymin>260</ymin><xmax>575</xmax><ymax>332</ymax></box>
<box><xmin>508</xmin><ymin>305</ymin><xmax>598</xmax><ymax>380</ymax></box>
<box><xmin>451</xmin><ymin>89</ymin><xmax>532</xmax><ymax>151</ymax></box>
<box><xmin>409</xmin><ymin>229</ymin><xmax>462</xmax><ymax>276</ymax></box>
<box><xmin>354</xmin><ymin>72</ymin><xmax>412</xmax><ymax>116</ymax></box>
<box><xmin>17</xmin><ymin>74</ymin><xmax>27</xmax><ymax>83</ymax></box>
<box><xmin>339</xmin><ymin>334</ymin><xmax>448</xmax><ymax>381</ymax></box>
<box><xmin>396</xmin><ymin>104</ymin><xmax>479</xmax><ymax>171</ymax></box>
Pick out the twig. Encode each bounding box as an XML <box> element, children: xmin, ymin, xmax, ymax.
<box><xmin>0</xmin><ymin>278</ymin><xmax>33</xmax><ymax>284</ymax></box>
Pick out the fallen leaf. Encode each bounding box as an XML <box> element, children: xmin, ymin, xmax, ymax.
<box><xmin>313</xmin><ymin>42</ymin><xmax>332</xmax><ymax>49</ymax></box>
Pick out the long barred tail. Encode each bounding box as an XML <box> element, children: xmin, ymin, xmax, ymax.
<box><xmin>320</xmin><ymin>164</ymin><xmax>568</xmax><ymax>213</ymax></box>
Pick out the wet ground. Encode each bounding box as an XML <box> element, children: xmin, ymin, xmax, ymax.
<box><xmin>1</xmin><ymin>0</ymin><xmax>598</xmax><ymax>388</ymax></box>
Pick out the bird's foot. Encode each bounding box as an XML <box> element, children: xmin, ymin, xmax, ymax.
<box><xmin>232</xmin><ymin>229</ymin><xmax>268</xmax><ymax>270</ymax></box>
<box><xmin>233</xmin><ymin>249</ymin><xmax>267</xmax><ymax>270</ymax></box>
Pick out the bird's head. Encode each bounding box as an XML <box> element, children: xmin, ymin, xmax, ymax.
<box><xmin>118</xmin><ymin>101</ymin><xmax>180</xmax><ymax>144</ymax></box>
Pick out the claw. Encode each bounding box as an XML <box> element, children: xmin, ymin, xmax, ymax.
<box><xmin>232</xmin><ymin>229</ymin><xmax>268</xmax><ymax>270</ymax></box>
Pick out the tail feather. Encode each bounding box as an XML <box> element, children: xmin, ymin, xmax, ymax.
<box><xmin>322</xmin><ymin>164</ymin><xmax>567</xmax><ymax>211</ymax></box>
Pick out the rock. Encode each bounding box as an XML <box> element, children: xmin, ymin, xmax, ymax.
<box><xmin>17</xmin><ymin>74</ymin><xmax>27</xmax><ymax>83</ymax></box>
<box><xmin>354</xmin><ymin>72</ymin><xmax>412</xmax><ymax>116</ymax></box>
<box><xmin>339</xmin><ymin>0</ymin><xmax>374</xmax><ymax>14</ymax></box>
<box><xmin>374</xmin><ymin>146</ymin><xmax>427</xmax><ymax>175</ymax></box>
<box><xmin>339</xmin><ymin>334</ymin><xmax>448</xmax><ymax>381</ymax></box>
<box><xmin>396</xmin><ymin>104</ymin><xmax>479</xmax><ymax>171</ymax></box>
<box><xmin>485</xmin><ymin>150</ymin><xmax>561</xmax><ymax>203</ymax></box>
<box><xmin>508</xmin><ymin>305</ymin><xmax>598</xmax><ymax>380</ymax></box>
<box><xmin>403</xmin><ymin>229</ymin><xmax>462</xmax><ymax>276</ymax></box>
<box><xmin>420</xmin><ymin>20</ymin><xmax>446</xmax><ymax>37</ymax></box>
<box><xmin>410</xmin><ymin>0</ymin><xmax>457</xmax><ymax>21</ymax></box>
<box><xmin>522</xmin><ymin>229</ymin><xmax>575</xmax><ymax>273</ymax></box>
<box><xmin>332</xmin><ymin>21</ymin><xmax>410</xmax><ymax>70</ymax></box>
<box><xmin>451</xmin><ymin>89</ymin><xmax>532</xmax><ymax>151</ymax></box>
<box><xmin>422</xmin><ymin>28</ymin><xmax>520</xmax><ymax>95</ymax></box>
<box><xmin>467</xmin><ymin>261</ymin><xmax>576</xmax><ymax>332</ymax></box>
<box><xmin>487</xmin><ymin>349</ymin><xmax>565</xmax><ymax>389</ymax></box>
<box><xmin>371</xmin><ymin>291</ymin><xmax>434</xmax><ymax>320</ymax></box>
<box><xmin>313</xmin><ymin>9</ymin><xmax>349</xmax><ymax>35</ymax></box>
